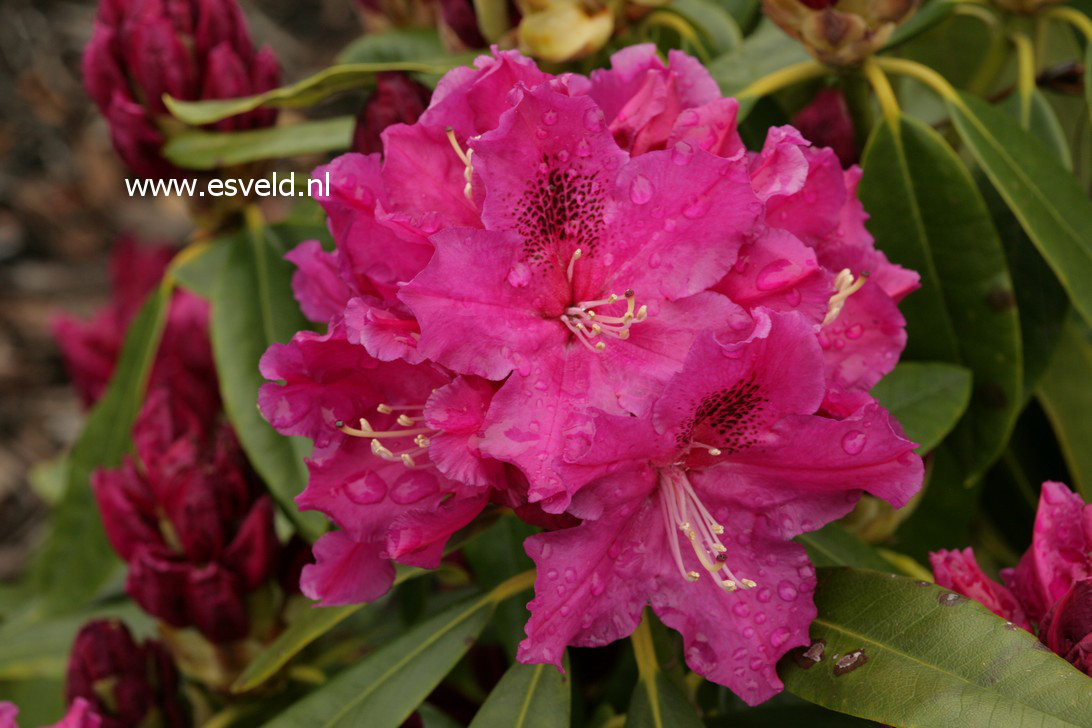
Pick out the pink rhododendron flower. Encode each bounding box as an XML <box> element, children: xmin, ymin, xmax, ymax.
<box><xmin>260</xmin><ymin>45</ymin><xmax>925</xmax><ymax>704</ymax></box>
<box><xmin>0</xmin><ymin>699</ymin><xmax>102</xmax><ymax>728</ymax></box>
<box><xmin>931</xmin><ymin>482</ymin><xmax>1092</xmax><ymax>675</ymax></box>
<box><xmin>516</xmin><ymin>311</ymin><xmax>921</xmax><ymax>704</ymax></box>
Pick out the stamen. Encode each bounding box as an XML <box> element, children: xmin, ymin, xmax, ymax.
<box><xmin>567</xmin><ymin>248</ymin><xmax>582</xmax><ymax>282</ymax></box>
<box><xmin>337</xmin><ymin>405</ymin><xmax>439</xmax><ymax>471</ymax></box>
<box><xmin>691</xmin><ymin>441</ymin><xmax>722</xmax><ymax>456</ymax></box>
<box><xmin>822</xmin><ymin>268</ymin><xmax>868</xmax><ymax>326</ymax></box>
<box><xmin>658</xmin><ymin>467</ymin><xmax>756</xmax><ymax>591</ymax></box>
<box><xmin>445</xmin><ymin>127</ymin><xmax>474</xmax><ymax>202</ymax></box>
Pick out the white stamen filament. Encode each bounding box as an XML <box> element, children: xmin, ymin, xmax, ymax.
<box><xmin>446</xmin><ymin>127</ymin><xmax>475</xmax><ymax>202</ymax></box>
<box><xmin>658</xmin><ymin>467</ymin><xmax>755</xmax><ymax>592</ymax></box>
<box><xmin>336</xmin><ymin>402</ymin><xmax>439</xmax><ymax>470</ymax></box>
<box><xmin>822</xmin><ymin>268</ymin><xmax>868</xmax><ymax>327</ymax></box>
<box><xmin>562</xmin><ymin>290</ymin><xmax>648</xmax><ymax>354</ymax></box>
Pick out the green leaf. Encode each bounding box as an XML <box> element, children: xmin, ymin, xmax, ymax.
<box><xmin>464</xmin><ymin>516</ymin><xmax>536</xmax><ymax>660</ymax></box>
<box><xmin>1002</xmin><ymin>90</ymin><xmax>1072</xmax><ymax>171</ymax></box>
<box><xmin>706</xmin><ymin>20</ymin><xmax>810</xmax><ymax>111</ymax></box>
<box><xmin>782</xmin><ymin>567</ymin><xmax>1092</xmax><ymax>727</ymax></box>
<box><xmin>871</xmin><ymin>362</ymin><xmax>972</xmax><ymax>453</ymax></box>
<box><xmin>796</xmin><ymin>524</ymin><xmax>892</xmax><ymax>572</ymax></box>
<box><xmin>470</xmin><ymin>657</ymin><xmax>571</xmax><ymax>728</ymax></box>
<box><xmin>171</xmin><ymin>237</ymin><xmax>231</xmax><ymax>299</ymax></box>
<box><xmin>665</xmin><ymin>0</ymin><xmax>742</xmax><ymax>56</ymax></box>
<box><xmin>1085</xmin><ymin>43</ymin><xmax>1092</xmax><ymax>116</ymax></box>
<box><xmin>948</xmin><ymin>91</ymin><xmax>1092</xmax><ymax>330</ymax></box>
<box><xmin>626</xmin><ymin>616</ymin><xmax>702</xmax><ymax>728</ymax></box>
<box><xmin>36</xmin><ymin>282</ymin><xmax>172</xmax><ymax>612</ymax></box>
<box><xmin>163</xmin><ymin>116</ymin><xmax>353</xmax><ymax>170</ymax></box>
<box><xmin>210</xmin><ymin>222</ymin><xmax>323</xmax><ymax>539</ymax></box>
<box><xmin>1038</xmin><ymin>315</ymin><xmax>1092</xmax><ymax>501</ymax></box>
<box><xmin>336</xmin><ymin>29</ymin><xmax>446</xmax><ymax>64</ymax></box>
<box><xmin>164</xmin><ymin>61</ymin><xmax>464</xmax><ymax>126</ymax></box>
<box><xmin>262</xmin><ymin>593</ymin><xmax>496</xmax><ymax>728</ymax></box>
<box><xmin>860</xmin><ymin>113</ymin><xmax>1021</xmax><ymax>481</ymax></box>
<box><xmin>884</xmin><ymin>0</ymin><xmax>957</xmax><ymax>48</ymax></box>
<box><xmin>232</xmin><ymin>565</ymin><xmax>429</xmax><ymax>693</ymax></box>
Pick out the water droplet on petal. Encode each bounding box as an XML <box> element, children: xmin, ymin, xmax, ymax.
<box><xmin>755</xmin><ymin>259</ymin><xmax>797</xmax><ymax>291</ymax></box>
<box><xmin>647</xmin><ymin>252</ymin><xmax>662</xmax><ymax>269</ymax></box>
<box><xmin>663</xmin><ymin>218</ymin><xmax>677</xmax><ymax>232</ymax></box>
<box><xmin>732</xmin><ymin>602</ymin><xmax>751</xmax><ymax>618</ymax></box>
<box><xmin>564</xmin><ymin>568</ymin><xmax>577</xmax><ymax>583</ymax></box>
<box><xmin>777</xmin><ymin>580</ymin><xmax>798</xmax><ymax>602</ymax></box>
<box><xmin>672</xmin><ymin>141</ymin><xmax>694</xmax><ymax>165</ymax></box>
<box><xmin>683</xmin><ymin>195</ymin><xmax>711</xmax><ymax>219</ymax></box>
<box><xmin>769</xmin><ymin>627</ymin><xmax>792</xmax><ymax>648</ymax></box>
<box><xmin>575</xmin><ymin>138</ymin><xmax>591</xmax><ymax>157</ymax></box>
<box><xmin>583</xmin><ymin>107</ymin><xmax>605</xmax><ymax>132</ymax></box>
<box><xmin>557</xmin><ymin>150</ymin><xmax>570</xmax><ymax>163</ymax></box>
<box><xmin>346</xmin><ymin>472</ymin><xmax>387</xmax><ymax>504</ymax></box>
<box><xmin>535</xmin><ymin>128</ymin><xmax>548</xmax><ymax>140</ymax></box>
<box><xmin>629</xmin><ymin>175</ymin><xmax>653</xmax><ymax>205</ymax></box>
<box><xmin>757</xmin><ymin>588</ymin><xmax>772</xmax><ymax>603</ymax></box>
<box><xmin>677</xmin><ymin>109</ymin><xmax>700</xmax><ymax>128</ymax></box>
<box><xmin>845</xmin><ymin>324</ymin><xmax>863</xmax><ymax>339</ymax></box>
<box><xmin>390</xmin><ymin>470</ymin><xmax>439</xmax><ymax>504</ymax></box>
<box><xmin>841</xmin><ymin>430</ymin><xmax>867</xmax><ymax>455</ymax></box>
<box><xmin>507</xmin><ymin>262</ymin><xmax>531</xmax><ymax>287</ymax></box>
<box><xmin>547</xmin><ymin>568</ymin><xmax>559</xmax><ymax>580</ymax></box>
<box><xmin>542</xmin><ymin>110</ymin><xmax>558</xmax><ymax>126</ymax></box>
<box><xmin>785</xmin><ymin>287</ymin><xmax>802</xmax><ymax>306</ymax></box>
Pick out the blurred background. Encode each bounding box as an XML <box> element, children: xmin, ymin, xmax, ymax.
<box><xmin>0</xmin><ymin>0</ymin><xmax>361</xmax><ymax>582</ymax></box>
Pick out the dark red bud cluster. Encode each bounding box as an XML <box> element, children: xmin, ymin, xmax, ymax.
<box><xmin>352</xmin><ymin>73</ymin><xmax>434</xmax><ymax>155</ymax></box>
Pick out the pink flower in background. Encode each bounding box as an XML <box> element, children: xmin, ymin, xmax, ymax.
<box><xmin>0</xmin><ymin>699</ymin><xmax>102</xmax><ymax>728</ymax></box>
<box><xmin>82</xmin><ymin>0</ymin><xmax>280</xmax><ymax>178</ymax></box>
<box><xmin>518</xmin><ymin>311</ymin><xmax>921</xmax><ymax>704</ymax></box>
<box><xmin>932</xmin><ymin>482</ymin><xmax>1092</xmax><ymax>675</ymax></box>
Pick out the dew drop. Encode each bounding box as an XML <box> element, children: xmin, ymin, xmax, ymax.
<box><xmin>755</xmin><ymin>259</ymin><xmax>797</xmax><ymax>291</ymax></box>
<box><xmin>564</xmin><ymin>568</ymin><xmax>577</xmax><ymax>583</ymax></box>
<box><xmin>575</xmin><ymin>138</ymin><xmax>591</xmax><ymax>157</ymax></box>
<box><xmin>557</xmin><ymin>150</ymin><xmax>570</xmax><ymax>163</ymax></box>
<box><xmin>677</xmin><ymin>109</ymin><xmax>700</xmax><ymax>128</ymax></box>
<box><xmin>390</xmin><ymin>470</ymin><xmax>439</xmax><ymax>504</ymax></box>
<box><xmin>535</xmin><ymin>128</ymin><xmax>548</xmax><ymax>140</ymax></box>
<box><xmin>777</xmin><ymin>580</ymin><xmax>798</xmax><ymax>602</ymax></box>
<box><xmin>672</xmin><ymin>141</ymin><xmax>694</xmax><ymax>166</ymax></box>
<box><xmin>507</xmin><ymin>262</ymin><xmax>531</xmax><ymax>287</ymax></box>
<box><xmin>841</xmin><ymin>430</ymin><xmax>867</xmax><ymax>455</ymax></box>
<box><xmin>546</xmin><ymin>569</ymin><xmax>559</xmax><ymax>580</ymax></box>
<box><xmin>542</xmin><ymin>110</ymin><xmax>558</xmax><ymax>126</ymax></box>
<box><xmin>648</xmin><ymin>252</ymin><xmax>662</xmax><ymax>269</ymax></box>
<box><xmin>733</xmin><ymin>647</ymin><xmax>748</xmax><ymax>660</ymax></box>
<box><xmin>629</xmin><ymin>175</ymin><xmax>653</xmax><ymax>205</ymax></box>
<box><xmin>785</xmin><ymin>287</ymin><xmax>802</xmax><ymax>306</ymax></box>
<box><xmin>583</xmin><ymin>107</ymin><xmax>605</xmax><ymax>132</ymax></box>
<box><xmin>682</xmin><ymin>195</ymin><xmax>711</xmax><ymax>219</ymax></box>
<box><xmin>754</xmin><ymin>613</ymin><xmax>767</xmax><ymax>625</ymax></box>
<box><xmin>845</xmin><ymin>323</ymin><xmax>863</xmax><ymax>339</ymax></box>
<box><xmin>732</xmin><ymin>602</ymin><xmax>751</xmax><ymax>618</ymax></box>
<box><xmin>345</xmin><ymin>472</ymin><xmax>387</xmax><ymax>504</ymax></box>
<box><xmin>663</xmin><ymin>218</ymin><xmax>677</xmax><ymax>232</ymax></box>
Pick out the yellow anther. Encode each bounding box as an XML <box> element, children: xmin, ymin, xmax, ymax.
<box><xmin>686</xmin><ymin>571</ymin><xmax>701</xmax><ymax>581</ymax></box>
<box><xmin>741</xmin><ymin>578</ymin><xmax>757</xmax><ymax>589</ymax></box>
<box><xmin>721</xmin><ymin>580</ymin><xmax>738</xmax><ymax>592</ymax></box>
<box><xmin>377</xmin><ymin>404</ymin><xmax>393</xmax><ymax>414</ymax></box>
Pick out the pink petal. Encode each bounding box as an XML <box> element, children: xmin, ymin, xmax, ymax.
<box><xmin>301</xmin><ymin>531</ymin><xmax>396</xmax><ymax>606</ymax></box>
<box><xmin>424</xmin><ymin>377</ymin><xmax>506</xmax><ymax>488</ymax></box>
<box><xmin>930</xmin><ymin>548</ymin><xmax>1030</xmax><ymax>630</ymax></box>
<box><xmin>344</xmin><ymin>296</ymin><xmax>424</xmax><ymax>364</ymax></box>
<box><xmin>285</xmin><ymin>241</ymin><xmax>353</xmax><ymax>324</ymax></box>
<box><xmin>666</xmin><ymin>98</ymin><xmax>745</xmax><ymax>160</ymax></box>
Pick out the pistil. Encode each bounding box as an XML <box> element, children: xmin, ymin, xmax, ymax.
<box><xmin>658</xmin><ymin>467</ymin><xmax>756</xmax><ymax>592</ymax></box>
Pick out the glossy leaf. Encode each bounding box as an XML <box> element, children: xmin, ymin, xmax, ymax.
<box><xmin>232</xmin><ymin>565</ymin><xmax>428</xmax><ymax>693</ymax></box>
<box><xmin>948</xmin><ymin>91</ymin><xmax>1092</xmax><ymax>329</ymax></box>
<box><xmin>469</xmin><ymin>656</ymin><xmax>571</xmax><ymax>728</ymax></box>
<box><xmin>163</xmin><ymin>116</ymin><xmax>353</xmax><ymax>170</ymax></box>
<box><xmin>871</xmin><ymin>361</ymin><xmax>972</xmax><ymax>453</ymax></box>
<box><xmin>782</xmin><ymin>567</ymin><xmax>1092</xmax><ymax>727</ymax></box>
<box><xmin>860</xmin><ymin>113</ymin><xmax>1021</xmax><ymax>481</ymax></box>
<box><xmin>262</xmin><ymin>593</ymin><xmax>496</xmax><ymax>727</ymax></box>
<box><xmin>36</xmin><ymin>281</ymin><xmax>171</xmax><ymax>613</ymax></box>
<box><xmin>1038</xmin><ymin>316</ymin><xmax>1092</xmax><ymax>501</ymax></box>
<box><xmin>1002</xmin><ymin>90</ymin><xmax>1072</xmax><ymax>170</ymax></box>
<box><xmin>336</xmin><ymin>29</ymin><xmax>446</xmax><ymax>64</ymax></box>
<box><xmin>796</xmin><ymin>524</ymin><xmax>892</xmax><ymax>572</ymax></box>
<box><xmin>706</xmin><ymin>20</ymin><xmax>809</xmax><ymax>107</ymax></box>
<box><xmin>171</xmin><ymin>236</ymin><xmax>231</xmax><ymax>299</ymax></box>
<box><xmin>210</xmin><ymin>222</ymin><xmax>323</xmax><ymax>539</ymax></box>
<box><xmin>626</xmin><ymin>617</ymin><xmax>702</xmax><ymax>728</ymax></box>
<box><xmin>164</xmin><ymin>61</ymin><xmax>463</xmax><ymax>126</ymax></box>
<box><xmin>665</xmin><ymin>0</ymin><xmax>742</xmax><ymax>56</ymax></box>
<box><xmin>464</xmin><ymin>516</ymin><xmax>536</xmax><ymax>660</ymax></box>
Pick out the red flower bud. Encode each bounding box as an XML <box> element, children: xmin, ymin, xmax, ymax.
<box><xmin>352</xmin><ymin>72</ymin><xmax>433</xmax><ymax>155</ymax></box>
<box><xmin>1039</xmin><ymin>579</ymin><xmax>1092</xmax><ymax>675</ymax></box>
<box><xmin>792</xmin><ymin>87</ymin><xmax>858</xmax><ymax>166</ymax></box>
<box><xmin>66</xmin><ymin>620</ymin><xmax>187</xmax><ymax>728</ymax></box>
<box><xmin>438</xmin><ymin>0</ymin><xmax>487</xmax><ymax>48</ymax></box>
<box><xmin>81</xmin><ymin>0</ymin><xmax>281</xmax><ymax>177</ymax></box>
<box><xmin>185</xmin><ymin>563</ymin><xmax>249</xmax><ymax>642</ymax></box>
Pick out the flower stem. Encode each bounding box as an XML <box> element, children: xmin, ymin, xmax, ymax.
<box><xmin>736</xmin><ymin>60</ymin><xmax>830</xmax><ymax>100</ymax></box>
<box><xmin>1010</xmin><ymin>31</ymin><xmax>1036</xmax><ymax>128</ymax></box>
<box><xmin>874</xmin><ymin>57</ymin><xmax>961</xmax><ymax>103</ymax></box>
<box><xmin>1045</xmin><ymin>6</ymin><xmax>1092</xmax><ymax>40</ymax></box>
<box><xmin>631</xmin><ymin>612</ymin><xmax>659</xmax><ymax>681</ymax></box>
<box><xmin>841</xmin><ymin>71</ymin><xmax>876</xmax><ymax>154</ymax></box>
<box><xmin>489</xmin><ymin>569</ymin><xmax>536</xmax><ymax>603</ymax></box>
<box><xmin>862</xmin><ymin>58</ymin><xmax>901</xmax><ymax>125</ymax></box>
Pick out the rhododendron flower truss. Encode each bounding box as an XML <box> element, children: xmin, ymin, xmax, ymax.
<box><xmin>518</xmin><ymin>311</ymin><xmax>922</xmax><ymax>704</ymax></box>
<box><xmin>400</xmin><ymin>82</ymin><xmax>762</xmax><ymax>512</ymax></box>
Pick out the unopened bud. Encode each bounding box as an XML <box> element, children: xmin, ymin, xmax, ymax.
<box><xmin>763</xmin><ymin>0</ymin><xmax>920</xmax><ymax>67</ymax></box>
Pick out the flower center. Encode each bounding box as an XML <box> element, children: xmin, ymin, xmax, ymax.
<box><xmin>336</xmin><ymin>402</ymin><xmax>438</xmax><ymax>468</ymax></box>
<box><xmin>559</xmin><ymin>248</ymin><xmax>648</xmax><ymax>353</ymax></box>
<box><xmin>658</xmin><ymin>466</ymin><xmax>756</xmax><ymax>592</ymax></box>
<box><xmin>822</xmin><ymin>267</ymin><xmax>867</xmax><ymax>326</ymax></box>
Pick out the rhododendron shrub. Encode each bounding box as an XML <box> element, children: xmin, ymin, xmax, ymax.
<box><xmin>258</xmin><ymin>46</ymin><xmax>923</xmax><ymax>704</ymax></box>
